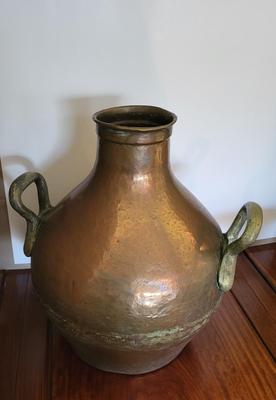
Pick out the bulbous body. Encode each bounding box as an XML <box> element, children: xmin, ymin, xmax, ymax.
<box><xmin>9</xmin><ymin>106</ymin><xmax>263</xmax><ymax>374</ymax></box>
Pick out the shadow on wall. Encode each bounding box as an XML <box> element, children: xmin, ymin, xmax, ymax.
<box><xmin>3</xmin><ymin>95</ymin><xmax>121</xmax><ymax>247</ymax></box>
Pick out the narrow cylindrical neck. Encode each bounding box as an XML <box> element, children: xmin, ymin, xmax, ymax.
<box><xmin>92</xmin><ymin>105</ymin><xmax>176</xmax><ymax>182</ymax></box>
<box><xmin>96</xmin><ymin>138</ymin><xmax>170</xmax><ymax>176</ymax></box>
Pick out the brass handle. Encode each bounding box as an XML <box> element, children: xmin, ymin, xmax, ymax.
<box><xmin>217</xmin><ymin>202</ymin><xmax>263</xmax><ymax>292</ymax></box>
<box><xmin>9</xmin><ymin>172</ymin><xmax>53</xmax><ymax>257</ymax></box>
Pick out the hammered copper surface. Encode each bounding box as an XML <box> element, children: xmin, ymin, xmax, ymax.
<box><xmin>9</xmin><ymin>105</ymin><xmax>263</xmax><ymax>374</ymax></box>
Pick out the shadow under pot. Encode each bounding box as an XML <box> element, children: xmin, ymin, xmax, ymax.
<box><xmin>9</xmin><ymin>105</ymin><xmax>263</xmax><ymax>375</ymax></box>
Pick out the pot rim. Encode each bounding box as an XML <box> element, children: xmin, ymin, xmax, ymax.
<box><xmin>92</xmin><ymin>105</ymin><xmax>177</xmax><ymax>133</ymax></box>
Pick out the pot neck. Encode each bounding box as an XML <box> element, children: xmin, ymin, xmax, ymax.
<box><xmin>95</xmin><ymin>138</ymin><xmax>170</xmax><ymax>176</ymax></box>
<box><xmin>92</xmin><ymin>105</ymin><xmax>176</xmax><ymax>178</ymax></box>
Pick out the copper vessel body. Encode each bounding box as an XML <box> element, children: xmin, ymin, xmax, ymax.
<box><xmin>9</xmin><ymin>106</ymin><xmax>263</xmax><ymax>374</ymax></box>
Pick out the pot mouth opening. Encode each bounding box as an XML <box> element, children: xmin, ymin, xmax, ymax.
<box><xmin>93</xmin><ymin>105</ymin><xmax>177</xmax><ymax>132</ymax></box>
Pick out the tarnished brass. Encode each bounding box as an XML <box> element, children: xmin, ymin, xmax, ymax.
<box><xmin>9</xmin><ymin>172</ymin><xmax>53</xmax><ymax>256</ymax></box>
<box><xmin>9</xmin><ymin>105</ymin><xmax>263</xmax><ymax>374</ymax></box>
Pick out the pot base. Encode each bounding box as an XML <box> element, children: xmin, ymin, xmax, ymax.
<box><xmin>70</xmin><ymin>341</ymin><xmax>188</xmax><ymax>375</ymax></box>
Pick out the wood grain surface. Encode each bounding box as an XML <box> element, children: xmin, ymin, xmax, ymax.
<box><xmin>246</xmin><ymin>243</ymin><xmax>276</xmax><ymax>290</ymax></box>
<box><xmin>232</xmin><ymin>254</ymin><xmax>276</xmax><ymax>358</ymax></box>
<box><xmin>0</xmin><ymin>247</ymin><xmax>276</xmax><ymax>400</ymax></box>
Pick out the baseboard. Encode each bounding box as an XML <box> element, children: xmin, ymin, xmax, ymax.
<box><xmin>252</xmin><ymin>237</ymin><xmax>276</xmax><ymax>246</ymax></box>
<box><xmin>1</xmin><ymin>263</ymin><xmax>30</xmax><ymax>270</ymax></box>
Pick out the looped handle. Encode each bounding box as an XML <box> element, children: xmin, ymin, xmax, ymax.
<box><xmin>9</xmin><ymin>172</ymin><xmax>53</xmax><ymax>257</ymax></box>
<box><xmin>217</xmin><ymin>202</ymin><xmax>263</xmax><ymax>292</ymax></box>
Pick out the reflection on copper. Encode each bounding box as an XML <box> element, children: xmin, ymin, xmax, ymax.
<box><xmin>132</xmin><ymin>173</ymin><xmax>151</xmax><ymax>189</ymax></box>
<box><xmin>131</xmin><ymin>277</ymin><xmax>178</xmax><ymax>317</ymax></box>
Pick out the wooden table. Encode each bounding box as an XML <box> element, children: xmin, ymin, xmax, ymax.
<box><xmin>0</xmin><ymin>245</ymin><xmax>275</xmax><ymax>399</ymax></box>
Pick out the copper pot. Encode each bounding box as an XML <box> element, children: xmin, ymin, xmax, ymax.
<box><xmin>9</xmin><ymin>105</ymin><xmax>263</xmax><ymax>374</ymax></box>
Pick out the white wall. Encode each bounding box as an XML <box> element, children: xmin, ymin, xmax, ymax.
<box><xmin>1</xmin><ymin>0</ymin><xmax>276</xmax><ymax>266</ymax></box>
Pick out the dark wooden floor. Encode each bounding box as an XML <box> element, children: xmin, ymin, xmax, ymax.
<box><xmin>0</xmin><ymin>245</ymin><xmax>275</xmax><ymax>400</ymax></box>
